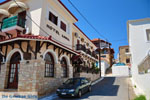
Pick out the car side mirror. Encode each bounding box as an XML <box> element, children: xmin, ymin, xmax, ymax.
<box><xmin>81</xmin><ymin>82</ymin><xmax>84</xmax><ymax>85</ymax></box>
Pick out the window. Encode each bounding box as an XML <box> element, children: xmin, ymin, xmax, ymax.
<box><xmin>60</xmin><ymin>21</ymin><xmax>66</xmax><ymax>32</ymax></box>
<box><xmin>125</xmin><ymin>49</ymin><xmax>129</xmax><ymax>53</ymax></box>
<box><xmin>146</xmin><ymin>29</ymin><xmax>150</xmax><ymax>41</ymax></box>
<box><xmin>103</xmin><ymin>50</ymin><xmax>108</xmax><ymax>54</ymax></box>
<box><xmin>101</xmin><ymin>55</ymin><xmax>106</xmax><ymax>58</ymax></box>
<box><xmin>126</xmin><ymin>58</ymin><xmax>130</xmax><ymax>63</ymax></box>
<box><xmin>49</xmin><ymin>12</ymin><xmax>58</xmax><ymax>25</ymax></box>
<box><xmin>45</xmin><ymin>53</ymin><xmax>54</xmax><ymax>77</ymax></box>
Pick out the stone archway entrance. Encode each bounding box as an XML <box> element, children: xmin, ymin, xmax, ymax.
<box><xmin>7</xmin><ymin>52</ymin><xmax>21</xmax><ymax>89</ymax></box>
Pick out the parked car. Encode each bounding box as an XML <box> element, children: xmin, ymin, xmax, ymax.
<box><xmin>56</xmin><ymin>77</ymin><xmax>92</xmax><ymax>98</ymax></box>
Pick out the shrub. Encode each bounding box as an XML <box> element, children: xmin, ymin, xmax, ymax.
<box><xmin>134</xmin><ymin>95</ymin><xmax>146</xmax><ymax>100</ymax></box>
<box><xmin>134</xmin><ymin>85</ymin><xmax>136</xmax><ymax>88</ymax></box>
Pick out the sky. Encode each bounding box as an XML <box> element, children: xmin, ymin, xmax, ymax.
<box><xmin>0</xmin><ymin>0</ymin><xmax>150</xmax><ymax>59</ymax></box>
<box><xmin>61</xmin><ymin>0</ymin><xmax>150</xmax><ymax>58</ymax></box>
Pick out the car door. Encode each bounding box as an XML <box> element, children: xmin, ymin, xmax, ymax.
<box><xmin>84</xmin><ymin>79</ymin><xmax>90</xmax><ymax>92</ymax></box>
<box><xmin>81</xmin><ymin>79</ymin><xmax>88</xmax><ymax>93</ymax></box>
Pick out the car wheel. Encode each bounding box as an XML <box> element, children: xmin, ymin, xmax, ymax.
<box><xmin>58</xmin><ymin>95</ymin><xmax>62</xmax><ymax>98</ymax></box>
<box><xmin>78</xmin><ymin>90</ymin><xmax>82</xmax><ymax>98</ymax></box>
<box><xmin>88</xmin><ymin>86</ymin><xmax>92</xmax><ymax>92</ymax></box>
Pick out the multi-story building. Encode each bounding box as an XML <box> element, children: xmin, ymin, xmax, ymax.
<box><xmin>91</xmin><ymin>39</ymin><xmax>114</xmax><ymax>67</ymax></box>
<box><xmin>0</xmin><ymin>0</ymin><xmax>99</xmax><ymax>96</ymax></box>
<box><xmin>127</xmin><ymin>18</ymin><xmax>150</xmax><ymax>99</ymax></box>
<box><xmin>72</xmin><ymin>25</ymin><xmax>99</xmax><ymax>79</ymax></box>
<box><xmin>119</xmin><ymin>45</ymin><xmax>131</xmax><ymax>66</ymax></box>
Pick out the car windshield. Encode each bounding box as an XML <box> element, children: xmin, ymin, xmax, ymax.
<box><xmin>64</xmin><ymin>78</ymin><xmax>80</xmax><ymax>85</ymax></box>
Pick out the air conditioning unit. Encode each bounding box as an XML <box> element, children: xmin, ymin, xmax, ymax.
<box><xmin>74</xmin><ymin>32</ymin><xmax>79</xmax><ymax>38</ymax></box>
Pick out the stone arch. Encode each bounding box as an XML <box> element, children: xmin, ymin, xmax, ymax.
<box><xmin>59</xmin><ymin>55</ymin><xmax>70</xmax><ymax>66</ymax></box>
<box><xmin>60</xmin><ymin>55</ymin><xmax>71</xmax><ymax>78</ymax></box>
<box><xmin>6</xmin><ymin>48</ymin><xmax>24</xmax><ymax>63</ymax></box>
<box><xmin>43</xmin><ymin>49</ymin><xmax>58</xmax><ymax>64</ymax></box>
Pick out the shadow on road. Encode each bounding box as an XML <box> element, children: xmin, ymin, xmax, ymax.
<box><xmin>80</xmin><ymin>77</ymin><xmax>119</xmax><ymax>99</ymax></box>
<box><xmin>55</xmin><ymin>77</ymin><xmax>119</xmax><ymax>100</ymax></box>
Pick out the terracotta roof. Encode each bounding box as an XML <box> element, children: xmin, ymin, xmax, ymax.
<box><xmin>91</xmin><ymin>38</ymin><xmax>99</xmax><ymax>41</ymax></box>
<box><xmin>0</xmin><ymin>34</ymin><xmax>79</xmax><ymax>54</ymax></box>
<box><xmin>91</xmin><ymin>38</ymin><xmax>111</xmax><ymax>45</ymax></box>
<box><xmin>119</xmin><ymin>45</ymin><xmax>129</xmax><ymax>48</ymax></box>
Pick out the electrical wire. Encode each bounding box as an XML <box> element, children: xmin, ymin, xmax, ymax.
<box><xmin>13</xmin><ymin>0</ymin><xmax>76</xmax><ymax>48</ymax></box>
<box><xmin>67</xmin><ymin>0</ymin><xmax>109</xmax><ymax>42</ymax></box>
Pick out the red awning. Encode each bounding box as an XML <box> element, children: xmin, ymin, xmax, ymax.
<box><xmin>72</xmin><ymin>55</ymin><xmax>83</xmax><ymax>64</ymax></box>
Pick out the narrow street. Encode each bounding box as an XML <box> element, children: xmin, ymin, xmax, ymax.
<box><xmin>40</xmin><ymin>77</ymin><xmax>135</xmax><ymax>100</ymax></box>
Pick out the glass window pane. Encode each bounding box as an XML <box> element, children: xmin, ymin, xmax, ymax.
<box><xmin>146</xmin><ymin>29</ymin><xmax>150</xmax><ymax>41</ymax></box>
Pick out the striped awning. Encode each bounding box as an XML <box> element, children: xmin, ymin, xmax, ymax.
<box><xmin>8</xmin><ymin>2</ymin><xmax>28</xmax><ymax>14</ymax></box>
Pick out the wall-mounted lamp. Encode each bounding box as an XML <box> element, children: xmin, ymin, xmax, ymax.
<box><xmin>26</xmin><ymin>61</ymin><xmax>30</xmax><ymax>64</ymax></box>
<box><xmin>40</xmin><ymin>55</ymin><xmax>43</xmax><ymax>58</ymax></box>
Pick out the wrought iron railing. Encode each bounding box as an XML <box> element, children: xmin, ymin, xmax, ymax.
<box><xmin>2</xmin><ymin>15</ymin><xmax>26</xmax><ymax>30</ymax></box>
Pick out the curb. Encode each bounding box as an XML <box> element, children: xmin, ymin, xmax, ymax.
<box><xmin>92</xmin><ymin>77</ymin><xmax>104</xmax><ymax>86</ymax></box>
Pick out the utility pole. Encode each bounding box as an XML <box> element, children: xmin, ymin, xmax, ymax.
<box><xmin>98</xmin><ymin>38</ymin><xmax>101</xmax><ymax>77</ymax></box>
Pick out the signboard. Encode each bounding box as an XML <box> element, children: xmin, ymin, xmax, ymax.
<box><xmin>0</xmin><ymin>92</ymin><xmax>38</xmax><ymax>100</ymax></box>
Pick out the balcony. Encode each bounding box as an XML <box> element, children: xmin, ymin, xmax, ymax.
<box><xmin>76</xmin><ymin>44</ymin><xmax>86</xmax><ymax>52</ymax></box>
<box><xmin>92</xmin><ymin>51</ymin><xmax>98</xmax><ymax>59</ymax></box>
<box><xmin>86</xmin><ymin>49</ymin><xmax>92</xmax><ymax>55</ymax></box>
<box><xmin>1</xmin><ymin>15</ymin><xmax>26</xmax><ymax>34</ymax></box>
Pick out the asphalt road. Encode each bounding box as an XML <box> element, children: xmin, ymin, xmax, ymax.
<box><xmin>51</xmin><ymin>77</ymin><xmax>130</xmax><ymax>100</ymax></box>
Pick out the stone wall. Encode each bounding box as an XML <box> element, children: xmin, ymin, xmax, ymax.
<box><xmin>79</xmin><ymin>72</ymin><xmax>100</xmax><ymax>82</ymax></box>
<box><xmin>18</xmin><ymin>60</ymin><xmax>38</xmax><ymax>92</ymax></box>
<box><xmin>0</xmin><ymin>64</ymin><xmax>7</xmax><ymax>91</ymax></box>
<box><xmin>35</xmin><ymin>59</ymin><xmax>73</xmax><ymax>96</ymax></box>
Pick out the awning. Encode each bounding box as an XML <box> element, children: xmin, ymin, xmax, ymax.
<box><xmin>72</xmin><ymin>55</ymin><xmax>83</xmax><ymax>64</ymax></box>
<box><xmin>8</xmin><ymin>2</ymin><xmax>28</xmax><ymax>14</ymax></box>
<box><xmin>0</xmin><ymin>9</ymin><xmax>9</xmax><ymax>18</ymax></box>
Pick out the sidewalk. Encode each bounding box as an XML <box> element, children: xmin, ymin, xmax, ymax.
<box><xmin>128</xmin><ymin>78</ymin><xmax>136</xmax><ymax>100</ymax></box>
<box><xmin>39</xmin><ymin>77</ymin><xmax>104</xmax><ymax>100</ymax></box>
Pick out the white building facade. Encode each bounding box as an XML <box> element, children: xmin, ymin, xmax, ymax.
<box><xmin>127</xmin><ymin>18</ymin><xmax>150</xmax><ymax>99</ymax></box>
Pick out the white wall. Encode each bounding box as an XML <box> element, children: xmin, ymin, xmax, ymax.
<box><xmin>101</xmin><ymin>61</ymin><xmax>109</xmax><ymax>76</ymax></box>
<box><xmin>39</xmin><ymin>0</ymin><xmax>73</xmax><ymax>49</ymax></box>
<box><xmin>26</xmin><ymin>0</ymin><xmax>43</xmax><ymax>35</ymax></box>
<box><xmin>129</xmin><ymin>20</ymin><xmax>150</xmax><ymax>75</ymax></box>
<box><xmin>128</xmin><ymin>19</ymin><xmax>150</xmax><ymax>99</ymax></box>
<box><xmin>112</xmin><ymin>65</ymin><xmax>129</xmax><ymax>76</ymax></box>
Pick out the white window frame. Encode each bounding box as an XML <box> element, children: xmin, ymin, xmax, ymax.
<box><xmin>60</xmin><ymin>18</ymin><xmax>68</xmax><ymax>33</ymax></box>
<box><xmin>46</xmin><ymin>5</ymin><xmax>69</xmax><ymax>34</ymax></box>
<box><xmin>146</xmin><ymin>29</ymin><xmax>150</xmax><ymax>42</ymax></box>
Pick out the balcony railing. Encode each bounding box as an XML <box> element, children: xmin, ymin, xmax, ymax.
<box><xmin>92</xmin><ymin>51</ymin><xmax>96</xmax><ymax>57</ymax></box>
<box><xmin>86</xmin><ymin>49</ymin><xmax>91</xmax><ymax>55</ymax></box>
<box><xmin>1</xmin><ymin>15</ymin><xmax>26</xmax><ymax>30</ymax></box>
<box><xmin>92</xmin><ymin>51</ymin><xmax>98</xmax><ymax>59</ymax></box>
<box><xmin>76</xmin><ymin>44</ymin><xmax>86</xmax><ymax>52</ymax></box>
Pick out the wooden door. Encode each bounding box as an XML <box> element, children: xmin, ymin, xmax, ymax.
<box><xmin>7</xmin><ymin>52</ymin><xmax>21</xmax><ymax>89</ymax></box>
<box><xmin>8</xmin><ymin>63</ymin><xmax>20</xmax><ymax>89</ymax></box>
